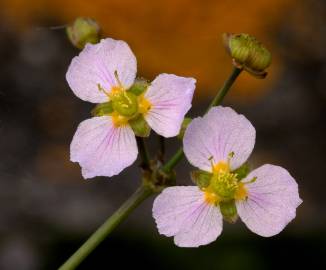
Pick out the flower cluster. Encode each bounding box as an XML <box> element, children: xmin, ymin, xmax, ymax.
<box><xmin>66</xmin><ymin>36</ymin><xmax>301</xmax><ymax>248</ymax></box>
<box><xmin>66</xmin><ymin>38</ymin><xmax>195</xmax><ymax>178</ymax></box>
<box><xmin>153</xmin><ymin>107</ymin><xmax>302</xmax><ymax>247</ymax></box>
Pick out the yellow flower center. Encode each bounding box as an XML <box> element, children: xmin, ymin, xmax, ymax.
<box><xmin>109</xmin><ymin>86</ymin><xmax>125</xmax><ymax>98</ymax></box>
<box><xmin>96</xmin><ymin>83</ymin><xmax>152</xmax><ymax>128</ymax></box>
<box><xmin>204</xmin><ymin>190</ymin><xmax>220</xmax><ymax>205</ymax></box>
<box><xmin>212</xmin><ymin>161</ymin><xmax>230</xmax><ymax>174</ymax></box>
<box><xmin>111</xmin><ymin>111</ymin><xmax>129</xmax><ymax>127</ymax></box>
<box><xmin>202</xmin><ymin>158</ymin><xmax>249</xmax><ymax>205</ymax></box>
<box><xmin>138</xmin><ymin>94</ymin><xmax>152</xmax><ymax>115</ymax></box>
<box><xmin>234</xmin><ymin>182</ymin><xmax>248</xmax><ymax>200</ymax></box>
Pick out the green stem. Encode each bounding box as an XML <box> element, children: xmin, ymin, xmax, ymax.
<box><xmin>58</xmin><ymin>185</ymin><xmax>153</xmax><ymax>270</ymax></box>
<box><xmin>161</xmin><ymin>67</ymin><xmax>242</xmax><ymax>173</ymax></box>
<box><xmin>206</xmin><ymin>67</ymin><xmax>242</xmax><ymax>112</ymax></box>
<box><xmin>161</xmin><ymin>148</ymin><xmax>184</xmax><ymax>173</ymax></box>
<box><xmin>136</xmin><ymin>137</ymin><xmax>150</xmax><ymax>169</ymax></box>
<box><xmin>158</xmin><ymin>136</ymin><xmax>165</xmax><ymax>162</ymax></box>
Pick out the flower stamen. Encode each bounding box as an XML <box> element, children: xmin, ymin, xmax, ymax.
<box><xmin>97</xmin><ymin>83</ymin><xmax>111</xmax><ymax>97</ymax></box>
<box><xmin>114</xmin><ymin>70</ymin><xmax>123</xmax><ymax>88</ymax></box>
<box><xmin>138</xmin><ymin>94</ymin><xmax>152</xmax><ymax>115</ymax></box>
<box><xmin>204</xmin><ymin>190</ymin><xmax>220</xmax><ymax>205</ymax></box>
<box><xmin>234</xmin><ymin>182</ymin><xmax>248</xmax><ymax>200</ymax></box>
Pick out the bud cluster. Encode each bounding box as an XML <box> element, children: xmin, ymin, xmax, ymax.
<box><xmin>223</xmin><ymin>33</ymin><xmax>272</xmax><ymax>78</ymax></box>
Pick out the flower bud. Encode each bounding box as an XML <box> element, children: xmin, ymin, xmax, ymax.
<box><xmin>128</xmin><ymin>78</ymin><xmax>150</xmax><ymax>96</ymax></box>
<box><xmin>220</xmin><ymin>200</ymin><xmax>238</xmax><ymax>223</ymax></box>
<box><xmin>129</xmin><ymin>115</ymin><xmax>151</xmax><ymax>137</ymax></box>
<box><xmin>223</xmin><ymin>33</ymin><xmax>272</xmax><ymax>78</ymax></box>
<box><xmin>66</xmin><ymin>17</ymin><xmax>101</xmax><ymax>49</ymax></box>
<box><xmin>191</xmin><ymin>170</ymin><xmax>211</xmax><ymax>189</ymax></box>
<box><xmin>177</xmin><ymin>117</ymin><xmax>192</xmax><ymax>140</ymax></box>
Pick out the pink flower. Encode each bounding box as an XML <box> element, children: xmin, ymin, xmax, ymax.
<box><xmin>66</xmin><ymin>38</ymin><xmax>196</xmax><ymax>178</ymax></box>
<box><xmin>153</xmin><ymin>106</ymin><xmax>302</xmax><ymax>247</ymax></box>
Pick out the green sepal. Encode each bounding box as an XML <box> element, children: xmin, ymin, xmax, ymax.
<box><xmin>177</xmin><ymin>117</ymin><xmax>192</xmax><ymax>140</ymax></box>
<box><xmin>91</xmin><ymin>101</ymin><xmax>113</xmax><ymax>116</ymax></box>
<box><xmin>220</xmin><ymin>200</ymin><xmax>238</xmax><ymax>223</ymax></box>
<box><xmin>129</xmin><ymin>115</ymin><xmax>151</xmax><ymax>137</ymax></box>
<box><xmin>191</xmin><ymin>170</ymin><xmax>212</xmax><ymax>189</ymax></box>
<box><xmin>233</xmin><ymin>163</ymin><xmax>250</xmax><ymax>181</ymax></box>
<box><xmin>128</xmin><ymin>78</ymin><xmax>150</xmax><ymax>96</ymax></box>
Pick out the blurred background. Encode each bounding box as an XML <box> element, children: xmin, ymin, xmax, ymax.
<box><xmin>0</xmin><ymin>0</ymin><xmax>325</xmax><ymax>269</ymax></box>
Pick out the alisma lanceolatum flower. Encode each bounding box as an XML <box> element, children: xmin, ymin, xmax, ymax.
<box><xmin>66</xmin><ymin>38</ymin><xmax>196</xmax><ymax>178</ymax></box>
<box><xmin>153</xmin><ymin>106</ymin><xmax>302</xmax><ymax>247</ymax></box>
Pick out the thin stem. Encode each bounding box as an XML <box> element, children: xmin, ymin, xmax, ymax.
<box><xmin>58</xmin><ymin>185</ymin><xmax>153</xmax><ymax>270</ymax></box>
<box><xmin>161</xmin><ymin>67</ymin><xmax>242</xmax><ymax>173</ymax></box>
<box><xmin>136</xmin><ymin>137</ymin><xmax>150</xmax><ymax>170</ymax></box>
<box><xmin>161</xmin><ymin>148</ymin><xmax>184</xmax><ymax>173</ymax></box>
<box><xmin>206</xmin><ymin>67</ymin><xmax>242</xmax><ymax>112</ymax></box>
<box><xmin>158</xmin><ymin>136</ymin><xmax>165</xmax><ymax>162</ymax></box>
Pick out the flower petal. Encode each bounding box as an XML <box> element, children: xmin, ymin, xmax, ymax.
<box><xmin>153</xmin><ymin>186</ymin><xmax>223</xmax><ymax>247</ymax></box>
<box><xmin>183</xmin><ymin>106</ymin><xmax>255</xmax><ymax>171</ymax></box>
<box><xmin>66</xmin><ymin>38</ymin><xmax>137</xmax><ymax>103</ymax></box>
<box><xmin>236</xmin><ymin>164</ymin><xmax>302</xmax><ymax>237</ymax></box>
<box><xmin>144</xmin><ymin>74</ymin><xmax>196</xmax><ymax>137</ymax></box>
<box><xmin>70</xmin><ymin>116</ymin><xmax>138</xmax><ymax>178</ymax></box>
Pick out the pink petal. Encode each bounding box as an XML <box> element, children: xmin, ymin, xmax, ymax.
<box><xmin>183</xmin><ymin>106</ymin><xmax>255</xmax><ymax>171</ymax></box>
<box><xmin>152</xmin><ymin>186</ymin><xmax>223</xmax><ymax>247</ymax></box>
<box><xmin>66</xmin><ymin>38</ymin><xmax>137</xmax><ymax>103</ymax></box>
<box><xmin>144</xmin><ymin>74</ymin><xmax>196</xmax><ymax>137</ymax></box>
<box><xmin>70</xmin><ymin>116</ymin><xmax>138</xmax><ymax>178</ymax></box>
<box><xmin>236</xmin><ymin>164</ymin><xmax>302</xmax><ymax>237</ymax></box>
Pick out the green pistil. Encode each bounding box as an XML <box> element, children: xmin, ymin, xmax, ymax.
<box><xmin>210</xmin><ymin>171</ymin><xmax>239</xmax><ymax>200</ymax></box>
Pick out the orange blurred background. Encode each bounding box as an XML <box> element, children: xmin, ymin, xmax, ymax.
<box><xmin>1</xmin><ymin>0</ymin><xmax>298</xmax><ymax>101</ymax></box>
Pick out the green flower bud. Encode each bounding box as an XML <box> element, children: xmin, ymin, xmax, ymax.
<box><xmin>128</xmin><ymin>78</ymin><xmax>150</xmax><ymax>96</ymax></box>
<box><xmin>223</xmin><ymin>33</ymin><xmax>272</xmax><ymax>78</ymax></box>
<box><xmin>232</xmin><ymin>163</ymin><xmax>250</xmax><ymax>181</ymax></box>
<box><xmin>220</xmin><ymin>200</ymin><xmax>238</xmax><ymax>223</ymax></box>
<box><xmin>177</xmin><ymin>117</ymin><xmax>192</xmax><ymax>140</ymax></box>
<box><xmin>91</xmin><ymin>101</ymin><xmax>113</xmax><ymax>116</ymax></box>
<box><xmin>129</xmin><ymin>115</ymin><xmax>151</xmax><ymax>137</ymax></box>
<box><xmin>191</xmin><ymin>170</ymin><xmax>211</xmax><ymax>189</ymax></box>
<box><xmin>66</xmin><ymin>17</ymin><xmax>101</xmax><ymax>49</ymax></box>
<box><xmin>112</xmin><ymin>91</ymin><xmax>138</xmax><ymax>117</ymax></box>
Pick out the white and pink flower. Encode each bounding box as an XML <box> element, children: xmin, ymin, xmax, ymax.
<box><xmin>66</xmin><ymin>38</ymin><xmax>196</xmax><ymax>179</ymax></box>
<box><xmin>153</xmin><ymin>106</ymin><xmax>302</xmax><ymax>247</ymax></box>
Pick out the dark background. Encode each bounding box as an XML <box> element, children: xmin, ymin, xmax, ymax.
<box><xmin>0</xmin><ymin>0</ymin><xmax>325</xmax><ymax>269</ymax></box>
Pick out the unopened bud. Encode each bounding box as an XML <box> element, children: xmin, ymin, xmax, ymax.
<box><xmin>66</xmin><ymin>17</ymin><xmax>101</xmax><ymax>49</ymax></box>
<box><xmin>223</xmin><ymin>33</ymin><xmax>272</xmax><ymax>78</ymax></box>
